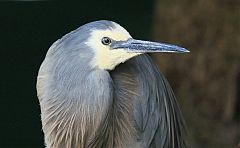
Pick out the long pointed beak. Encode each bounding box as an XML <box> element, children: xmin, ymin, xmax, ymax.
<box><xmin>112</xmin><ymin>38</ymin><xmax>189</xmax><ymax>53</ymax></box>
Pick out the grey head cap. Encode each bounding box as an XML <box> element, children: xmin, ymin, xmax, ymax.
<box><xmin>47</xmin><ymin>20</ymin><xmax>117</xmax><ymax>55</ymax></box>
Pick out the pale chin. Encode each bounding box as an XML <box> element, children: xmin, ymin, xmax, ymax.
<box><xmin>109</xmin><ymin>52</ymin><xmax>142</xmax><ymax>70</ymax></box>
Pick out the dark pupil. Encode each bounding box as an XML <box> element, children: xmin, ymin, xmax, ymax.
<box><xmin>102</xmin><ymin>37</ymin><xmax>111</xmax><ymax>45</ymax></box>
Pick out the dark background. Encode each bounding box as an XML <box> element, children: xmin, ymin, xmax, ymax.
<box><xmin>0</xmin><ymin>0</ymin><xmax>239</xmax><ymax>147</ymax></box>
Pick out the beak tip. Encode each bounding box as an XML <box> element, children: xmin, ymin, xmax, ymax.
<box><xmin>184</xmin><ymin>49</ymin><xmax>190</xmax><ymax>53</ymax></box>
<box><xmin>170</xmin><ymin>47</ymin><xmax>189</xmax><ymax>53</ymax></box>
<box><xmin>179</xmin><ymin>47</ymin><xmax>190</xmax><ymax>53</ymax></box>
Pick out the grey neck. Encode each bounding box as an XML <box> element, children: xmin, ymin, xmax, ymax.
<box><xmin>39</xmin><ymin>60</ymin><xmax>113</xmax><ymax>148</ymax></box>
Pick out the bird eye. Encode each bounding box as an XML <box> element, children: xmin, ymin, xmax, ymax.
<box><xmin>101</xmin><ymin>37</ymin><xmax>112</xmax><ymax>45</ymax></box>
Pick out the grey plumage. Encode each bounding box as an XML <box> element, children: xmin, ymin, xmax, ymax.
<box><xmin>37</xmin><ymin>20</ymin><xmax>187</xmax><ymax>148</ymax></box>
<box><xmin>111</xmin><ymin>55</ymin><xmax>186</xmax><ymax>147</ymax></box>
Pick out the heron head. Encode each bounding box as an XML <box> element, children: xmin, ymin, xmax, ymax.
<box><xmin>50</xmin><ymin>20</ymin><xmax>189</xmax><ymax>71</ymax></box>
<box><xmin>84</xmin><ymin>20</ymin><xmax>189</xmax><ymax>70</ymax></box>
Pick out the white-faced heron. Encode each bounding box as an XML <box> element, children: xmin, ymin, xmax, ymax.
<box><xmin>37</xmin><ymin>20</ymin><xmax>189</xmax><ymax>148</ymax></box>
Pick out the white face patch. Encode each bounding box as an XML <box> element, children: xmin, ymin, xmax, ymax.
<box><xmin>85</xmin><ymin>22</ymin><xmax>141</xmax><ymax>70</ymax></box>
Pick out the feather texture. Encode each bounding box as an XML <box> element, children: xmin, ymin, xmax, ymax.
<box><xmin>110</xmin><ymin>54</ymin><xmax>186</xmax><ymax>147</ymax></box>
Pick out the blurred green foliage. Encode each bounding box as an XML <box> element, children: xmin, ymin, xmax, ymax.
<box><xmin>153</xmin><ymin>0</ymin><xmax>240</xmax><ymax>147</ymax></box>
